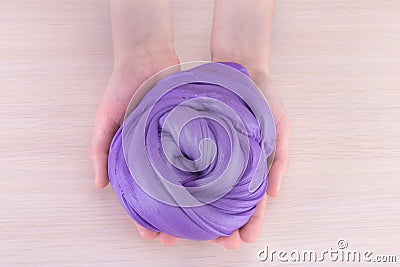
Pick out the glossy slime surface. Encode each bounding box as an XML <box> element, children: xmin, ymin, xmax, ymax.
<box><xmin>108</xmin><ymin>62</ymin><xmax>276</xmax><ymax>240</ymax></box>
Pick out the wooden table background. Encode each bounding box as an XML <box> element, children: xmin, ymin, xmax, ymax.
<box><xmin>1</xmin><ymin>1</ymin><xmax>399</xmax><ymax>266</ymax></box>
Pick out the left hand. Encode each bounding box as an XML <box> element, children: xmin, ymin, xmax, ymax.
<box><xmin>210</xmin><ymin>71</ymin><xmax>291</xmax><ymax>249</ymax></box>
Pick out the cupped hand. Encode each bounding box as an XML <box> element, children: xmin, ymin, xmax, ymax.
<box><xmin>208</xmin><ymin>0</ymin><xmax>290</xmax><ymax>249</ymax></box>
<box><xmin>211</xmin><ymin>70</ymin><xmax>291</xmax><ymax>250</ymax></box>
<box><xmin>89</xmin><ymin>50</ymin><xmax>180</xmax><ymax>245</ymax></box>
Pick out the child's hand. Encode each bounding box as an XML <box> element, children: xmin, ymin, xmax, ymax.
<box><xmin>210</xmin><ymin>0</ymin><xmax>291</xmax><ymax>249</ymax></box>
<box><xmin>89</xmin><ymin>0</ymin><xmax>181</xmax><ymax>246</ymax></box>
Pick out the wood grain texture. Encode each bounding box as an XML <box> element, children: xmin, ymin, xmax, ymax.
<box><xmin>1</xmin><ymin>1</ymin><xmax>399</xmax><ymax>266</ymax></box>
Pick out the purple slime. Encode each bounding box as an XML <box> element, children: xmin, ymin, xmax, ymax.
<box><xmin>108</xmin><ymin>62</ymin><xmax>276</xmax><ymax>240</ymax></box>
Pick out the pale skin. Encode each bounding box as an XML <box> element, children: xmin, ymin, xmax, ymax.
<box><xmin>89</xmin><ymin>0</ymin><xmax>290</xmax><ymax>250</ymax></box>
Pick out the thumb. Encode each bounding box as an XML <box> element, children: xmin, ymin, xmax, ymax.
<box><xmin>89</xmin><ymin>100</ymin><xmax>119</xmax><ymax>188</ymax></box>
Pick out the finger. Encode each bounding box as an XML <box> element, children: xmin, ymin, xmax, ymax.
<box><xmin>159</xmin><ymin>232</ymin><xmax>179</xmax><ymax>246</ymax></box>
<box><xmin>135</xmin><ymin>222</ymin><xmax>159</xmax><ymax>240</ymax></box>
<box><xmin>220</xmin><ymin>230</ymin><xmax>241</xmax><ymax>250</ymax></box>
<box><xmin>239</xmin><ymin>194</ymin><xmax>267</xmax><ymax>243</ymax></box>
<box><xmin>90</xmin><ymin>150</ymin><xmax>109</xmax><ymax>189</ymax></box>
<box><xmin>267</xmin><ymin>115</ymin><xmax>291</xmax><ymax>197</ymax></box>
<box><xmin>89</xmin><ymin>100</ymin><xmax>119</xmax><ymax>188</ymax></box>
<box><xmin>210</xmin><ymin>237</ymin><xmax>221</xmax><ymax>244</ymax></box>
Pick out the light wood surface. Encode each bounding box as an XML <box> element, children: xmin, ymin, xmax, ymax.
<box><xmin>1</xmin><ymin>1</ymin><xmax>399</xmax><ymax>266</ymax></box>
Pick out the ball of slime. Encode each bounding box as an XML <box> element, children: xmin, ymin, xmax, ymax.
<box><xmin>108</xmin><ymin>62</ymin><xmax>276</xmax><ymax>240</ymax></box>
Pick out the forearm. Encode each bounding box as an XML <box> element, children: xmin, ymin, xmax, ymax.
<box><xmin>110</xmin><ymin>0</ymin><xmax>175</xmax><ymax>68</ymax></box>
<box><xmin>211</xmin><ymin>0</ymin><xmax>274</xmax><ymax>73</ymax></box>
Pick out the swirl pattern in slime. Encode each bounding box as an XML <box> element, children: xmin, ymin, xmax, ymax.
<box><xmin>108</xmin><ymin>62</ymin><xmax>276</xmax><ymax>240</ymax></box>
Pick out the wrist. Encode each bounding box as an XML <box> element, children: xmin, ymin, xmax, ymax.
<box><xmin>114</xmin><ymin>45</ymin><xmax>177</xmax><ymax>71</ymax></box>
<box><xmin>112</xmin><ymin>47</ymin><xmax>179</xmax><ymax>85</ymax></box>
<box><xmin>114</xmin><ymin>40</ymin><xmax>175</xmax><ymax>67</ymax></box>
<box><xmin>211</xmin><ymin>51</ymin><xmax>270</xmax><ymax>77</ymax></box>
